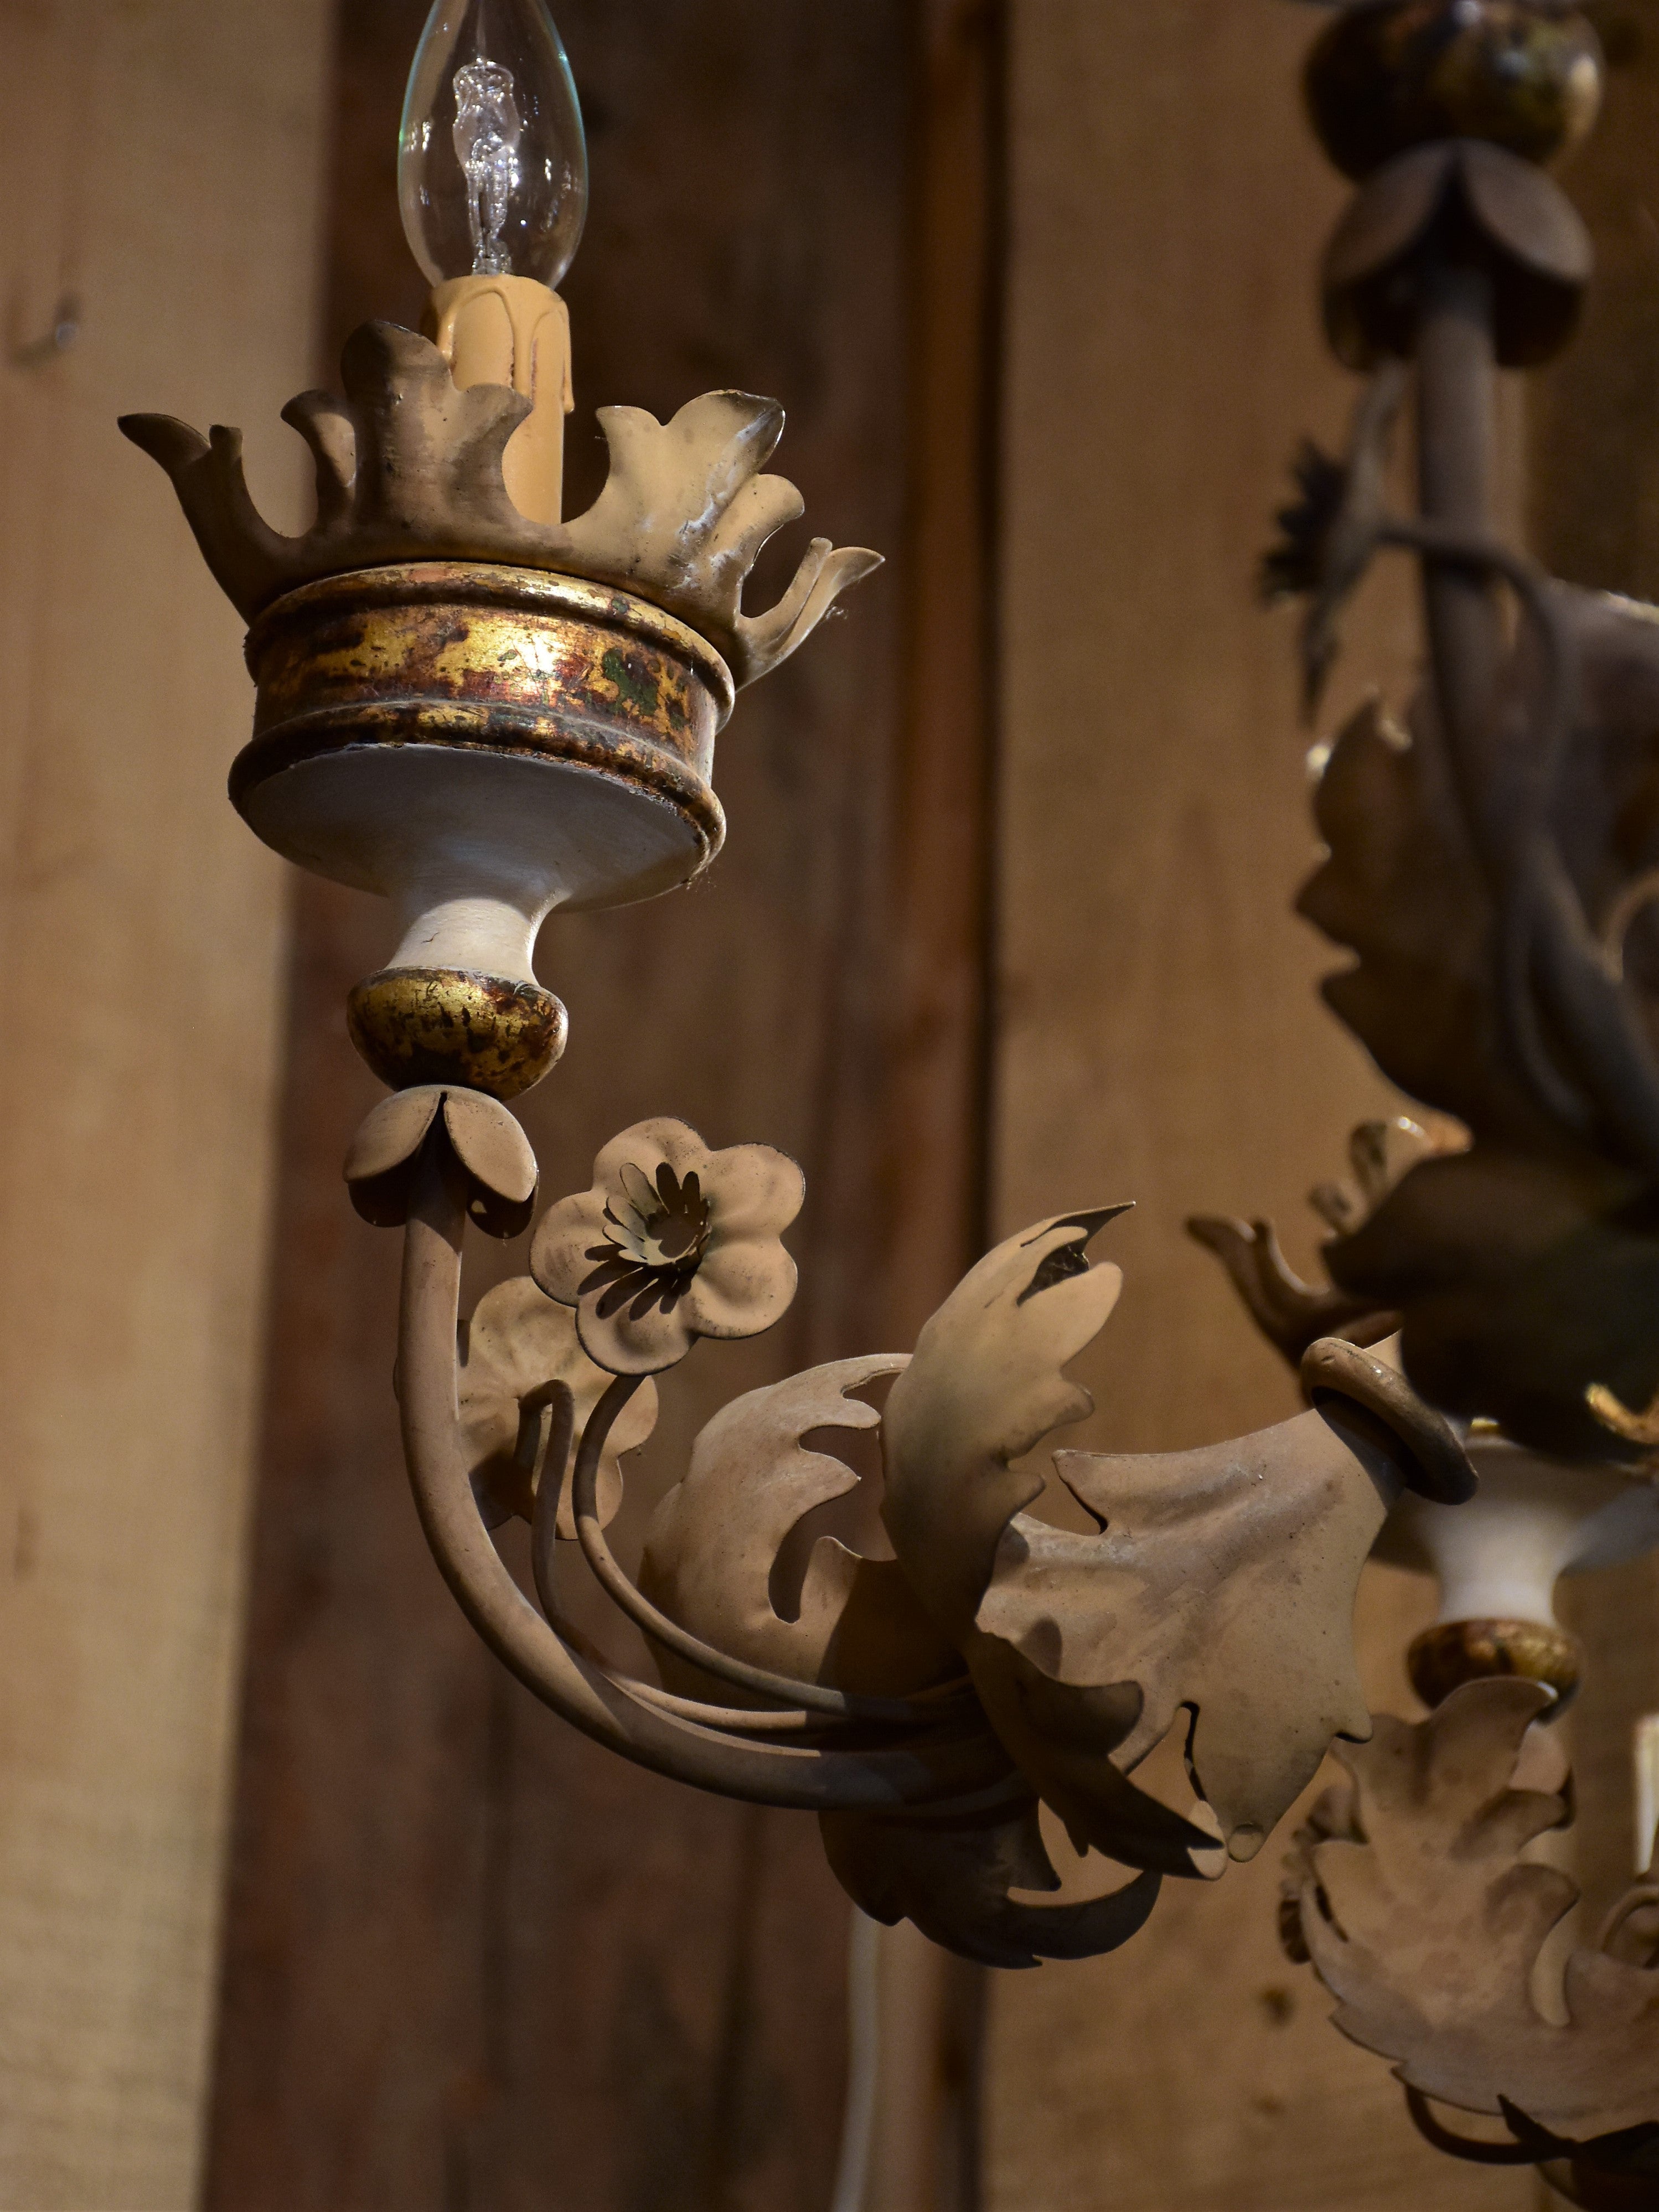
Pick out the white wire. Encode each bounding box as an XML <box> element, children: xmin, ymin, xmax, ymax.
<box><xmin>1635</xmin><ymin>1713</ymin><xmax>1659</xmax><ymax>1876</ymax></box>
<box><xmin>830</xmin><ymin>1909</ymin><xmax>883</xmax><ymax>2212</ymax></box>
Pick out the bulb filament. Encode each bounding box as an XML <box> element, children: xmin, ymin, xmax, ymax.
<box><xmin>453</xmin><ymin>59</ymin><xmax>524</xmax><ymax>276</ymax></box>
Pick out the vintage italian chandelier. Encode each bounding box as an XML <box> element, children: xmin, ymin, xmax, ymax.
<box><xmin>123</xmin><ymin>0</ymin><xmax>1659</xmax><ymax>2200</ymax></box>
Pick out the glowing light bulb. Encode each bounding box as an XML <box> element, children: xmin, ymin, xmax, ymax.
<box><xmin>399</xmin><ymin>0</ymin><xmax>588</xmax><ymax>289</ymax></box>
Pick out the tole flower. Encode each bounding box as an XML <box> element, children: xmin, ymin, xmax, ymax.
<box><xmin>457</xmin><ymin>1276</ymin><xmax>659</xmax><ymax>1535</ymax></box>
<box><xmin>530</xmin><ymin>1118</ymin><xmax>804</xmax><ymax>1376</ymax></box>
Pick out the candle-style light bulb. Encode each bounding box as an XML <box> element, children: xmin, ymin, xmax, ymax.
<box><xmin>399</xmin><ymin>0</ymin><xmax>588</xmax><ymax>289</ymax></box>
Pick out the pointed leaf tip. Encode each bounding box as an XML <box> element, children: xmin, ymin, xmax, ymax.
<box><xmin>118</xmin><ymin>413</ymin><xmax>210</xmax><ymax>473</ymax></box>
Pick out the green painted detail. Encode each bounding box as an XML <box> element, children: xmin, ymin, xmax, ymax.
<box><xmin>602</xmin><ymin>648</ymin><xmax>661</xmax><ymax>719</ymax></box>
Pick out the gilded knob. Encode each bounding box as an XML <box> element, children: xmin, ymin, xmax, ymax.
<box><xmin>1305</xmin><ymin>0</ymin><xmax>1604</xmax><ymax>181</ymax></box>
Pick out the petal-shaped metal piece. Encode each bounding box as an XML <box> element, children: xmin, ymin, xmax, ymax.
<box><xmin>442</xmin><ymin>1089</ymin><xmax>539</xmax><ymax>1233</ymax></box>
<box><xmin>885</xmin><ymin>1211</ymin><xmax>1472</xmax><ymax>1871</ymax></box>
<box><xmin>883</xmin><ymin>1209</ymin><xmax>1219</xmax><ymax>1876</ymax></box>
<box><xmin>344</xmin><ymin>1084</ymin><xmax>538</xmax><ymax>1238</ymax></box>
<box><xmin>344</xmin><ymin>1087</ymin><xmax>444</xmax><ymax>1205</ymax></box>
<box><xmin>529</xmin><ymin>1187</ymin><xmax>611</xmax><ymax>1304</ymax></box>
<box><xmin>696</xmin><ymin>1139</ymin><xmax>807</xmax><ymax>1242</ymax></box>
<box><xmin>457</xmin><ymin>1276</ymin><xmax>658</xmax><ymax>1533</ymax></box>
<box><xmin>1325</xmin><ymin>140</ymin><xmax>1460</xmax><ymax>292</ymax></box>
<box><xmin>680</xmin><ymin>1237</ymin><xmax>798</xmax><ymax>1342</ymax></box>
<box><xmin>531</xmin><ymin>1118</ymin><xmax>802</xmax><ymax>1375</ymax></box>
<box><xmin>571</xmin><ymin>1280</ymin><xmax>695</xmax><ymax>1378</ymax></box>
<box><xmin>821</xmin><ymin>1794</ymin><xmax>1163</xmax><ymax>1971</ymax></box>
<box><xmin>640</xmin><ymin>1356</ymin><xmax>959</xmax><ymax>1700</ymax></box>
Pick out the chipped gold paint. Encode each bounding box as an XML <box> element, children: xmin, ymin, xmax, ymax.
<box><xmin>1407</xmin><ymin>1617</ymin><xmax>1584</xmax><ymax>1716</ymax></box>
<box><xmin>235</xmin><ymin>562</ymin><xmax>730</xmax><ymax>864</ymax></box>
<box><xmin>348</xmin><ymin>967</ymin><xmax>569</xmax><ymax>1102</ymax></box>
<box><xmin>1587</xmin><ymin>1378</ymin><xmax>1659</xmax><ymax>1450</ymax></box>
<box><xmin>250</xmin><ymin>566</ymin><xmax>724</xmax><ymax>762</ymax></box>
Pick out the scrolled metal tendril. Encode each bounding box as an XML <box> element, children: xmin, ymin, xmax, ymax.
<box><xmin>399</xmin><ymin>1134</ymin><xmax>1010</xmax><ymax>1809</ymax></box>
<box><xmin>555</xmin><ymin>1369</ymin><xmax>980</xmax><ymax>1732</ymax></box>
<box><xmin>1345</xmin><ymin>511</ymin><xmax>1659</xmax><ymax>1172</ymax></box>
<box><xmin>1403</xmin><ymin>2088</ymin><xmax>1541</xmax><ymax>2168</ymax></box>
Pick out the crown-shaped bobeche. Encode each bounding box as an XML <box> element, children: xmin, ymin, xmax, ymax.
<box><xmin>121</xmin><ymin>319</ymin><xmax>880</xmax><ymax>688</ymax></box>
<box><xmin>122</xmin><ymin>322</ymin><xmax>882</xmax><ymax>1100</ymax></box>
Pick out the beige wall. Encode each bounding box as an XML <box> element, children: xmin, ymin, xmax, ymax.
<box><xmin>987</xmin><ymin>5</ymin><xmax>1538</xmax><ymax>2206</ymax></box>
<box><xmin>0</xmin><ymin>6</ymin><xmax>331</xmax><ymax>2205</ymax></box>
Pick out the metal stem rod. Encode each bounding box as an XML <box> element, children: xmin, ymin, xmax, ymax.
<box><xmin>1416</xmin><ymin>251</ymin><xmax>1505</xmax><ymax>823</ymax></box>
<box><xmin>396</xmin><ymin>1131</ymin><xmax>1007</xmax><ymax>1809</ymax></box>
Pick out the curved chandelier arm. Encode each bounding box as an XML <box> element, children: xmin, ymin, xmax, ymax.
<box><xmin>531</xmin><ymin>1410</ymin><xmax>971</xmax><ymax>1738</ymax></box>
<box><xmin>1379</xmin><ymin>518</ymin><xmax>1596</xmax><ymax>1139</ymax></box>
<box><xmin>1376</xmin><ymin>519</ymin><xmax>1572</xmax><ymax>807</ymax></box>
<box><xmin>520</xmin><ymin>1565</ymin><xmax>857</xmax><ymax>1738</ymax></box>
<box><xmin>559</xmin><ymin>1371</ymin><xmax>977</xmax><ymax>1729</ymax></box>
<box><xmin>1373</xmin><ymin>510</ymin><xmax>1659</xmax><ymax>1174</ymax></box>
<box><xmin>398</xmin><ymin>1132</ymin><xmax>1011</xmax><ymax>1812</ymax></box>
<box><xmin>1410</xmin><ymin>277</ymin><xmax>1659</xmax><ymax>1175</ymax></box>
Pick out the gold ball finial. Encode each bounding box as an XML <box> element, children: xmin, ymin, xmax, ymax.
<box><xmin>348</xmin><ymin>968</ymin><xmax>568</xmax><ymax>1102</ymax></box>
<box><xmin>1305</xmin><ymin>1</ymin><xmax>1604</xmax><ymax>182</ymax></box>
<box><xmin>1407</xmin><ymin>1616</ymin><xmax>1584</xmax><ymax>1717</ymax></box>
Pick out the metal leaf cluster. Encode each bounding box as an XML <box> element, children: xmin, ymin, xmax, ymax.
<box><xmin>1187</xmin><ymin>1115</ymin><xmax>1439</xmax><ymax>1366</ymax></box>
<box><xmin>881</xmin><ymin>1213</ymin><xmax>1468</xmax><ymax>1875</ymax></box>
<box><xmin>1300</xmin><ymin>593</ymin><xmax>1659</xmax><ymax>1458</ymax></box>
<box><xmin>375</xmin><ymin>1097</ymin><xmax>1473</xmax><ymax>1968</ymax></box>
<box><xmin>1288</xmin><ymin>1680</ymin><xmax>1659</xmax><ymax>2172</ymax></box>
<box><xmin>640</xmin><ymin>1357</ymin><xmax>958</xmax><ymax>1702</ymax></box>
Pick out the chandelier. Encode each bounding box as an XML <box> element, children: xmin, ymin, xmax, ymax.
<box><xmin>121</xmin><ymin>0</ymin><xmax>1659</xmax><ymax>2201</ymax></box>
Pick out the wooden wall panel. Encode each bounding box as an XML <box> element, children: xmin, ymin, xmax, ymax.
<box><xmin>985</xmin><ymin>5</ymin><xmax>1538</xmax><ymax>2207</ymax></box>
<box><xmin>1528</xmin><ymin>0</ymin><xmax>1659</xmax><ymax>1939</ymax></box>
<box><xmin>203</xmin><ymin>8</ymin><xmax>979</xmax><ymax>2211</ymax></box>
<box><xmin>861</xmin><ymin>6</ymin><xmax>1002</xmax><ymax>2208</ymax></box>
<box><xmin>0</xmin><ymin>3</ymin><xmax>332</xmax><ymax>2206</ymax></box>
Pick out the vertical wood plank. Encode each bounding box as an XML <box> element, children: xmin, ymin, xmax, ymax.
<box><xmin>878</xmin><ymin>0</ymin><xmax>1002</xmax><ymax>1346</ymax></box>
<box><xmin>0</xmin><ymin>3</ymin><xmax>332</xmax><ymax>2206</ymax></box>
<box><xmin>204</xmin><ymin>8</ymin><xmax>940</xmax><ymax>2210</ymax></box>
<box><xmin>864</xmin><ymin>5</ymin><xmax>1003</xmax><ymax>2207</ymax></box>
<box><xmin>986</xmin><ymin>5</ymin><xmax>1536</xmax><ymax>2206</ymax></box>
<box><xmin>1528</xmin><ymin>0</ymin><xmax>1659</xmax><ymax>1932</ymax></box>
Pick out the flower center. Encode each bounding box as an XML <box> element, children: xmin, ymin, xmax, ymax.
<box><xmin>611</xmin><ymin>1160</ymin><xmax>711</xmax><ymax>1269</ymax></box>
<box><xmin>581</xmin><ymin>1160</ymin><xmax>715</xmax><ymax>1319</ymax></box>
